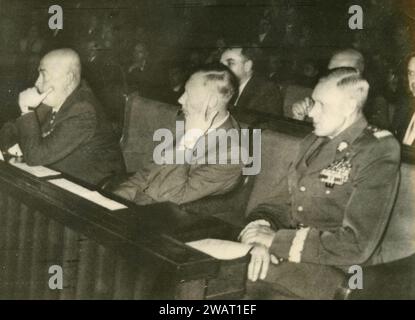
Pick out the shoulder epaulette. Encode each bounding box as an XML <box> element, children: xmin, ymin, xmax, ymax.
<box><xmin>367</xmin><ymin>125</ymin><xmax>392</xmax><ymax>139</ymax></box>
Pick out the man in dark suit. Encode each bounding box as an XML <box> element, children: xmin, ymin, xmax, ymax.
<box><xmin>114</xmin><ymin>64</ymin><xmax>245</xmax><ymax>205</ymax></box>
<box><xmin>240</xmin><ymin>68</ymin><xmax>401</xmax><ymax>299</ymax></box>
<box><xmin>0</xmin><ymin>48</ymin><xmax>124</xmax><ymax>185</ymax></box>
<box><xmin>220</xmin><ymin>46</ymin><xmax>283</xmax><ymax>116</ymax></box>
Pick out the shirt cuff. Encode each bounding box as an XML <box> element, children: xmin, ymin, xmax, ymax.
<box><xmin>245</xmin><ymin>219</ymin><xmax>271</xmax><ymax>228</ymax></box>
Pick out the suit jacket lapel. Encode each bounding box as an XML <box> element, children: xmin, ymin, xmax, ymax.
<box><xmin>236</xmin><ymin>77</ymin><xmax>255</xmax><ymax>109</ymax></box>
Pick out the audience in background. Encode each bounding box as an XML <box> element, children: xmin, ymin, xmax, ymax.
<box><xmin>292</xmin><ymin>49</ymin><xmax>365</xmax><ymax>121</ymax></box>
<box><xmin>0</xmin><ymin>0</ymin><xmax>413</xmax><ymax>148</ymax></box>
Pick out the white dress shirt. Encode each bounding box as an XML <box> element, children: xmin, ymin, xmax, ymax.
<box><xmin>403</xmin><ymin>112</ymin><xmax>415</xmax><ymax>146</ymax></box>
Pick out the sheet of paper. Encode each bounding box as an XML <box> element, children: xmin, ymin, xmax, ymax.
<box><xmin>9</xmin><ymin>158</ymin><xmax>61</xmax><ymax>177</ymax></box>
<box><xmin>49</xmin><ymin>178</ymin><xmax>127</xmax><ymax>211</ymax></box>
<box><xmin>186</xmin><ymin>238</ymin><xmax>252</xmax><ymax>260</ymax></box>
<box><xmin>7</xmin><ymin>144</ymin><xmax>23</xmax><ymax>157</ymax></box>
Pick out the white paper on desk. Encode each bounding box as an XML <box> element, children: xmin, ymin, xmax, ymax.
<box><xmin>186</xmin><ymin>239</ymin><xmax>252</xmax><ymax>260</ymax></box>
<box><xmin>9</xmin><ymin>158</ymin><xmax>60</xmax><ymax>177</ymax></box>
<box><xmin>49</xmin><ymin>178</ymin><xmax>127</xmax><ymax>211</ymax></box>
<box><xmin>7</xmin><ymin>144</ymin><xmax>23</xmax><ymax>157</ymax></box>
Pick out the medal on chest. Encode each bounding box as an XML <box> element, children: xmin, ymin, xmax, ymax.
<box><xmin>318</xmin><ymin>142</ymin><xmax>352</xmax><ymax>188</ymax></box>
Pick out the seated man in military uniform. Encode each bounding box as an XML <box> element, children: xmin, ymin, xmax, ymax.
<box><xmin>240</xmin><ymin>68</ymin><xmax>400</xmax><ymax>299</ymax></box>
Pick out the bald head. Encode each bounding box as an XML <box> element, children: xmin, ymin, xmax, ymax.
<box><xmin>42</xmin><ymin>49</ymin><xmax>81</xmax><ymax>85</ymax></box>
<box><xmin>328</xmin><ymin>49</ymin><xmax>365</xmax><ymax>74</ymax></box>
<box><xmin>35</xmin><ymin>49</ymin><xmax>82</xmax><ymax>108</ymax></box>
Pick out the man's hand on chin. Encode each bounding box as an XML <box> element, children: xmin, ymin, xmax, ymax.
<box><xmin>19</xmin><ymin>87</ymin><xmax>53</xmax><ymax>114</ymax></box>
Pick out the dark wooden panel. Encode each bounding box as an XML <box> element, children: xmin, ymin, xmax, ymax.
<box><xmin>0</xmin><ymin>160</ymin><xmax>246</xmax><ymax>299</ymax></box>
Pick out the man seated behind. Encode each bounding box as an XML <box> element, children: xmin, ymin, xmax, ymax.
<box><xmin>114</xmin><ymin>64</ymin><xmax>245</xmax><ymax>205</ymax></box>
<box><xmin>220</xmin><ymin>45</ymin><xmax>283</xmax><ymax>116</ymax></box>
<box><xmin>240</xmin><ymin>68</ymin><xmax>400</xmax><ymax>299</ymax></box>
<box><xmin>0</xmin><ymin>48</ymin><xmax>124</xmax><ymax>185</ymax></box>
<box><xmin>292</xmin><ymin>49</ymin><xmax>365</xmax><ymax>121</ymax></box>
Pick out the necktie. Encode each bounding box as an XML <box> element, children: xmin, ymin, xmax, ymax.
<box><xmin>42</xmin><ymin>112</ymin><xmax>57</xmax><ymax>138</ymax></box>
<box><xmin>306</xmin><ymin>137</ymin><xmax>330</xmax><ymax>166</ymax></box>
<box><xmin>403</xmin><ymin>112</ymin><xmax>415</xmax><ymax>146</ymax></box>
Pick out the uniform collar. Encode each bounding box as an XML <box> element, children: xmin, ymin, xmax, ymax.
<box><xmin>329</xmin><ymin>116</ymin><xmax>368</xmax><ymax>148</ymax></box>
<box><xmin>303</xmin><ymin>117</ymin><xmax>368</xmax><ymax>174</ymax></box>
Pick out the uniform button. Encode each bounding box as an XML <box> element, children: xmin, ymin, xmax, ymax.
<box><xmin>300</xmin><ymin>186</ymin><xmax>306</xmax><ymax>192</ymax></box>
<box><xmin>297</xmin><ymin>206</ymin><xmax>304</xmax><ymax>212</ymax></box>
<box><xmin>326</xmin><ymin>190</ymin><xmax>331</xmax><ymax>195</ymax></box>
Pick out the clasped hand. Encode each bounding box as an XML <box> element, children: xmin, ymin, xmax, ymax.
<box><xmin>292</xmin><ymin>97</ymin><xmax>313</xmax><ymax>121</ymax></box>
<box><xmin>19</xmin><ymin>87</ymin><xmax>53</xmax><ymax>114</ymax></box>
<box><xmin>239</xmin><ymin>222</ymin><xmax>278</xmax><ymax>282</ymax></box>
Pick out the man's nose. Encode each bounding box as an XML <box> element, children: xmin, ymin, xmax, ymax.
<box><xmin>308</xmin><ymin>106</ymin><xmax>316</xmax><ymax>119</ymax></box>
<box><xmin>34</xmin><ymin>77</ymin><xmax>41</xmax><ymax>90</ymax></box>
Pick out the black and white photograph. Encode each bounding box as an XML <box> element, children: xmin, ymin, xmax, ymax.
<box><xmin>0</xmin><ymin>0</ymin><xmax>414</xmax><ymax>303</ymax></box>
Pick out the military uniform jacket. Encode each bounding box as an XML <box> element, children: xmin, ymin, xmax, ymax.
<box><xmin>248</xmin><ymin>117</ymin><xmax>401</xmax><ymax>267</ymax></box>
<box><xmin>0</xmin><ymin>81</ymin><xmax>125</xmax><ymax>185</ymax></box>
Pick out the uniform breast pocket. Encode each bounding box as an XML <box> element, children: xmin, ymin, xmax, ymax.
<box><xmin>313</xmin><ymin>182</ymin><xmax>353</xmax><ymax>218</ymax></box>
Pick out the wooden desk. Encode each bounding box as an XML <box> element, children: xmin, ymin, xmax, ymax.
<box><xmin>0</xmin><ymin>161</ymin><xmax>247</xmax><ymax>299</ymax></box>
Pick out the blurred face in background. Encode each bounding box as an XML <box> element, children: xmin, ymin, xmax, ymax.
<box><xmin>133</xmin><ymin>43</ymin><xmax>148</xmax><ymax>64</ymax></box>
<box><xmin>216</xmin><ymin>38</ymin><xmax>226</xmax><ymax>51</ymax></box>
<box><xmin>86</xmin><ymin>40</ymin><xmax>98</xmax><ymax>60</ymax></box>
<box><xmin>169</xmin><ymin>67</ymin><xmax>184</xmax><ymax>89</ymax></box>
<box><xmin>259</xmin><ymin>18</ymin><xmax>272</xmax><ymax>34</ymax></box>
<box><xmin>101</xmin><ymin>25</ymin><xmax>115</xmax><ymax>48</ymax></box>
<box><xmin>269</xmin><ymin>54</ymin><xmax>281</xmax><ymax>73</ymax></box>
<box><xmin>407</xmin><ymin>57</ymin><xmax>415</xmax><ymax>97</ymax></box>
<box><xmin>328</xmin><ymin>52</ymin><xmax>362</xmax><ymax>74</ymax></box>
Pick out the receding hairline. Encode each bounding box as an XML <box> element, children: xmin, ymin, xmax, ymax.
<box><xmin>40</xmin><ymin>49</ymin><xmax>82</xmax><ymax>86</ymax></box>
<box><xmin>191</xmin><ymin>69</ymin><xmax>236</xmax><ymax>102</ymax></box>
<box><xmin>41</xmin><ymin>49</ymin><xmax>81</xmax><ymax>71</ymax></box>
<box><xmin>316</xmin><ymin>68</ymin><xmax>369</xmax><ymax>109</ymax></box>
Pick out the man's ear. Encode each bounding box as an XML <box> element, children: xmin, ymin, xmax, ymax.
<box><xmin>65</xmin><ymin>72</ymin><xmax>75</xmax><ymax>90</ymax></box>
<box><xmin>207</xmin><ymin>94</ymin><xmax>219</xmax><ymax>110</ymax></box>
<box><xmin>244</xmin><ymin>60</ymin><xmax>253</xmax><ymax>73</ymax></box>
<box><xmin>344</xmin><ymin>96</ymin><xmax>359</xmax><ymax>117</ymax></box>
